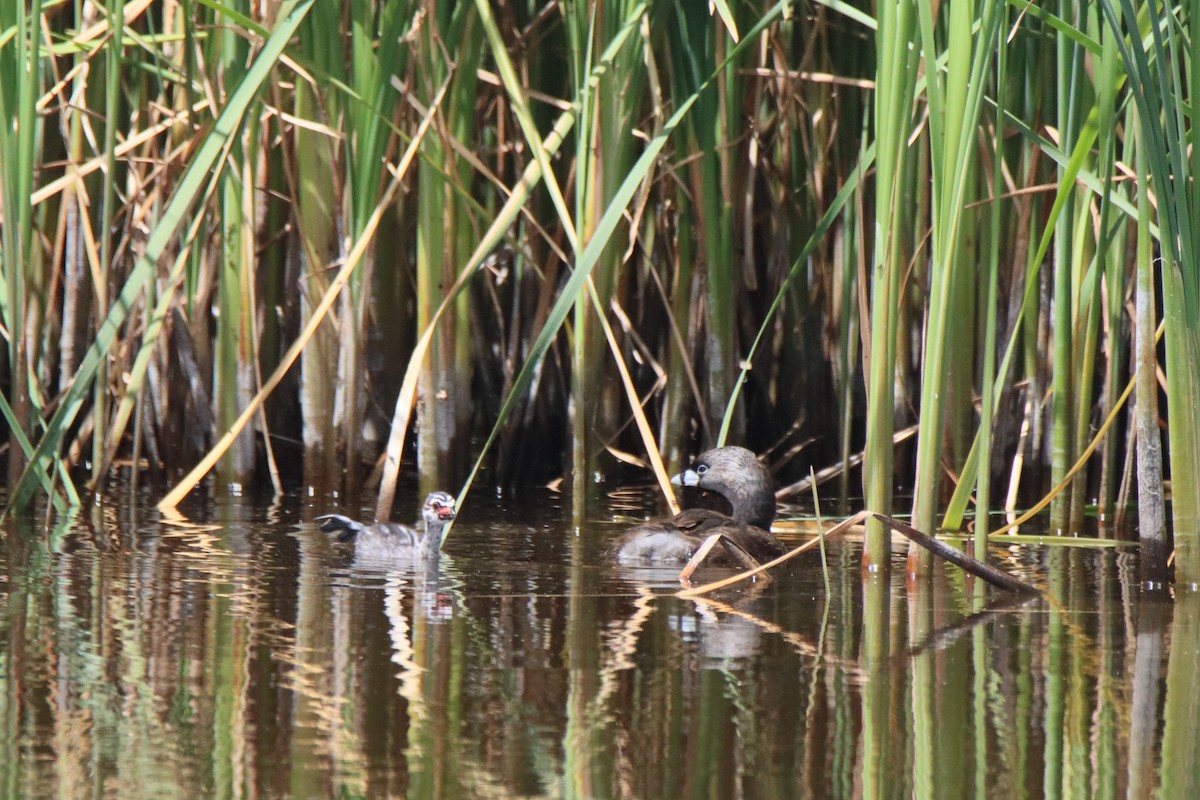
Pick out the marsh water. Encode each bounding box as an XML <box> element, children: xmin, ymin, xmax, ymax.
<box><xmin>1</xmin><ymin>488</ymin><xmax>1197</xmax><ymax>799</ymax></box>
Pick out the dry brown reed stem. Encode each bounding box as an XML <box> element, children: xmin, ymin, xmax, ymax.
<box><xmin>157</xmin><ymin>80</ymin><xmax>449</xmax><ymax>512</ymax></box>
<box><xmin>72</xmin><ymin>0</ymin><xmax>157</xmax><ymax>43</ymax></box>
<box><xmin>587</xmin><ymin>278</ymin><xmax>680</xmax><ymax>515</ymax></box>
<box><xmin>32</xmin><ymin>101</ymin><xmax>212</xmax><ymax>207</ymax></box>
<box><xmin>373</xmin><ymin>74</ymin><xmax>585</xmax><ymax>523</ymax></box>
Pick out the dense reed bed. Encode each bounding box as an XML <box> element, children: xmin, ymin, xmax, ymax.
<box><xmin>0</xmin><ymin>2</ymin><xmax>1196</xmax><ymax>580</ymax></box>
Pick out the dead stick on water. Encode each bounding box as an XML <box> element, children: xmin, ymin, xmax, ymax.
<box><xmin>870</xmin><ymin>513</ymin><xmax>1040</xmax><ymax>594</ymax></box>
<box><xmin>677</xmin><ymin>509</ymin><xmax>1041</xmax><ymax>597</ymax></box>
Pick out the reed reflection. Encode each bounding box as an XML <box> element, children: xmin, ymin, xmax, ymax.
<box><xmin>0</xmin><ymin>503</ymin><xmax>1191</xmax><ymax>799</ymax></box>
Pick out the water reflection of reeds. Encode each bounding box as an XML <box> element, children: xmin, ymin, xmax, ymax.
<box><xmin>2</xmin><ymin>502</ymin><xmax>1198</xmax><ymax>797</ymax></box>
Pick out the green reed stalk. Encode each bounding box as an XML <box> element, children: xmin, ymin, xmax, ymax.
<box><xmin>941</xmin><ymin>74</ymin><xmax>1110</xmax><ymax>534</ymax></box>
<box><xmin>414</xmin><ymin>2</ymin><xmax>482</xmax><ymax>491</ymax></box>
<box><xmin>864</xmin><ymin>0</ymin><xmax>918</xmax><ymax>570</ymax></box>
<box><xmin>564</xmin><ymin>0</ymin><xmax>593</xmax><ymax>507</ymax></box>
<box><xmin>836</xmin><ymin>202</ymin><xmax>861</xmax><ymax>504</ymax></box>
<box><xmin>1095</xmin><ymin>15</ymin><xmax>1127</xmax><ymax>523</ymax></box>
<box><xmin>446</xmin><ymin>6</ymin><xmax>485</xmax><ymax>494</ymax></box>
<box><xmin>976</xmin><ymin>6</ymin><xmax>1009</xmax><ymax>552</ymax></box>
<box><xmin>92</xmin><ymin>0</ymin><xmax>127</xmax><ymax>482</ymax></box>
<box><xmin>214</xmin><ymin>4</ymin><xmax>255</xmax><ymax>483</ymax></box>
<box><xmin>1100</xmin><ymin>0</ymin><xmax>1200</xmax><ymax>582</ymax></box>
<box><xmin>340</xmin><ymin>1</ymin><xmax>414</xmax><ymax>491</ymax></box>
<box><xmin>257</xmin><ymin>120</ymin><xmax>289</xmax><ymax>471</ymax></box>
<box><xmin>1048</xmin><ymin>5</ymin><xmax>1085</xmax><ymax>533</ymax></box>
<box><xmin>294</xmin><ymin>4</ymin><xmax>341</xmax><ymax>492</ymax></box>
<box><xmin>562</xmin><ymin>0</ymin><xmax>646</xmax><ymax>505</ymax></box>
<box><xmin>214</xmin><ymin>142</ymin><xmax>257</xmax><ymax>483</ymax></box>
<box><xmin>644</xmin><ymin>19</ymin><xmax>692</xmax><ymax>472</ymax></box>
<box><xmin>1069</xmin><ymin>205</ymin><xmax>1099</xmax><ymax>534</ymax></box>
<box><xmin>1133</xmin><ymin>127</ymin><xmax>1166</xmax><ymax>583</ymax></box>
<box><xmin>0</xmin><ymin>0</ymin><xmax>77</xmax><ymax>510</ymax></box>
<box><xmin>910</xmin><ymin>0</ymin><xmax>959</xmax><ymax>551</ymax></box>
<box><xmin>0</xmin><ymin>0</ymin><xmax>42</xmax><ymax>487</ymax></box>
<box><xmin>948</xmin><ymin>203</ymin><xmax>976</xmax><ymax>490</ymax></box>
<box><xmin>909</xmin><ymin>0</ymin><xmax>1002</xmax><ymax>569</ymax></box>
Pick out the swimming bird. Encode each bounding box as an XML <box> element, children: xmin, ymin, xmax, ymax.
<box><xmin>317</xmin><ymin>491</ymin><xmax>456</xmax><ymax>561</ymax></box>
<box><xmin>613</xmin><ymin>446</ymin><xmax>786</xmax><ymax>566</ymax></box>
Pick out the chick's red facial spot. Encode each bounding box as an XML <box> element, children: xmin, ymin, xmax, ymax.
<box><xmin>434</xmin><ymin>503</ymin><xmax>455</xmax><ymax>520</ymax></box>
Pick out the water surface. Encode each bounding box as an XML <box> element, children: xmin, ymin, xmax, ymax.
<box><xmin>0</xmin><ymin>491</ymin><xmax>1194</xmax><ymax>798</ymax></box>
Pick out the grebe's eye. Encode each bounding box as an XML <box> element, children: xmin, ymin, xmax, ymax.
<box><xmin>696</xmin><ymin>464</ymin><xmax>708</xmax><ymax>475</ymax></box>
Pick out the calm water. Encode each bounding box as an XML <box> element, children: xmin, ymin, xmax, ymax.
<box><xmin>0</xmin><ymin>489</ymin><xmax>1197</xmax><ymax>799</ymax></box>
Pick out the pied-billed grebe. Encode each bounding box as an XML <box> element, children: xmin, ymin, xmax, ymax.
<box><xmin>613</xmin><ymin>446</ymin><xmax>786</xmax><ymax>565</ymax></box>
<box><xmin>317</xmin><ymin>491</ymin><xmax>456</xmax><ymax>561</ymax></box>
